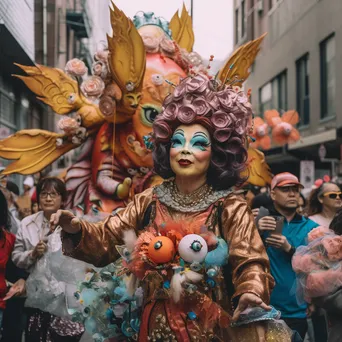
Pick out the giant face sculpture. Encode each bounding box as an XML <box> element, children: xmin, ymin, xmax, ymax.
<box><xmin>119</xmin><ymin>53</ymin><xmax>186</xmax><ymax>169</ymax></box>
<box><xmin>0</xmin><ymin>3</ymin><xmax>270</xmax><ymax>215</ymax></box>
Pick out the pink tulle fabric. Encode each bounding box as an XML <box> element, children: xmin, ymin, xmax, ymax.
<box><xmin>293</xmin><ymin>228</ymin><xmax>342</xmax><ymax>300</ymax></box>
<box><xmin>307</xmin><ymin>226</ymin><xmax>329</xmax><ymax>242</ymax></box>
<box><xmin>306</xmin><ymin>267</ymin><xmax>342</xmax><ymax>297</ymax></box>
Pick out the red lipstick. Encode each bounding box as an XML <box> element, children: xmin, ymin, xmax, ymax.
<box><xmin>178</xmin><ymin>159</ymin><xmax>192</xmax><ymax>166</ymax></box>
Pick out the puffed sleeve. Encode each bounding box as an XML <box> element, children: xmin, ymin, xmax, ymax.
<box><xmin>62</xmin><ymin>188</ymin><xmax>154</xmax><ymax>267</ymax></box>
<box><xmin>222</xmin><ymin>194</ymin><xmax>274</xmax><ymax>304</ymax></box>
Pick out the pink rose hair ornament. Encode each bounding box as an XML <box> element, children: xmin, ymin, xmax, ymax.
<box><xmin>153</xmin><ymin>73</ymin><xmax>252</xmax><ymax>189</ymax></box>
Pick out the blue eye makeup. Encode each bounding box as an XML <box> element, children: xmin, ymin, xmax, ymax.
<box><xmin>171</xmin><ymin>130</ymin><xmax>211</xmax><ymax>151</ymax></box>
<box><xmin>171</xmin><ymin>130</ymin><xmax>185</xmax><ymax>148</ymax></box>
<box><xmin>190</xmin><ymin>132</ymin><xmax>211</xmax><ymax>151</ymax></box>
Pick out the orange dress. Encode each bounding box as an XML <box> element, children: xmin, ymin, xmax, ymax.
<box><xmin>62</xmin><ymin>182</ymin><xmax>274</xmax><ymax>341</ymax></box>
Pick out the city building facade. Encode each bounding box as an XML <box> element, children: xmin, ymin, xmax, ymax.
<box><xmin>234</xmin><ymin>0</ymin><xmax>342</xmax><ymax>181</ymax></box>
<box><xmin>0</xmin><ymin>0</ymin><xmax>111</xmax><ymax>181</ymax></box>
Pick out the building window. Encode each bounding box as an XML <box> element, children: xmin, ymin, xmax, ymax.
<box><xmin>296</xmin><ymin>54</ymin><xmax>310</xmax><ymax>126</ymax></box>
<box><xmin>0</xmin><ymin>91</ymin><xmax>16</xmax><ymax>129</ymax></box>
<box><xmin>250</xmin><ymin>0</ymin><xmax>255</xmax><ymax>40</ymax></box>
<box><xmin>259</xmin><ymin>83</ymin><xmax>272</xmax><ymax>115</ymax></box>
<box><xmin>241</xmin><ymin>0</ymin><xmax>246</xmax><ymax>38</ymax></box>
<box><xmin>259</xmin><ymin>71</ymin><xmax>287</xmax><ymax>116</ymax></box>
<box><xmin>235</xmin><ymin>8</ymin><xmax>239</xmax><ymax>44</ymax></box>
<box><xmin>320</xmin><ymin>34</ymin><xmax>335</xmax><ymax>119</ymax></box>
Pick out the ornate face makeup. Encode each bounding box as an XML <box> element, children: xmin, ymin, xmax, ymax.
<box><xmin>169</xmin><ymin>124</ymin><xmax>211</xmax><ymax>179</ymax></box>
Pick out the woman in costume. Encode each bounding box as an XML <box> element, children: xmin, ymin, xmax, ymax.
<box><xmin>52</xmin><ymin>74</ymin><xmax>276</xmax><ymax>341</ymax></box>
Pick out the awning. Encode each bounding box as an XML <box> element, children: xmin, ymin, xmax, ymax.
<box><xmin>288</xmin><ymin>129</ymin><xmax>337</xmax><ymax>150</ymax></box>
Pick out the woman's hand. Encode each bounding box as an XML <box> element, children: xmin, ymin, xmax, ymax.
<box><xmin>31</xmin><ymin>240</ymin><xmax>47</xmax><ymax>259</ymax></box>
<box><xmin>4</xmin><ymin>278</ymin><xmax>26</xmax><ymax>300</ymax></box>
<box><xmin>232</xmin><ymin>293</ymin><xmax>271</xmax><ymax>322</ymax></box>
<box><xmin>50</xmin><ymin>210</ymin><xmax>81</xmax><ymax>234</ymax></box>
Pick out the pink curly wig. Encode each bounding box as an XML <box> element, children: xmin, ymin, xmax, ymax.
<box><xmin>152</xmin><ymin>74</ymin><xmax>253</xmax><ymax>189</ymax></box>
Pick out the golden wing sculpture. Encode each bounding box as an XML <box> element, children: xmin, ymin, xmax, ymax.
<box><xmin>169</xmin><ymin>3</ymin><xmax>194</xmax><ymax>52</ymax></box>
<box><xmin>13</xmin><ymin>63</ymin><xmax>86</xmax><ymax>114</ymax></box>
<box><xmin>0</xmin><ymin>130</ymin><xmax>75</xmax><ymax>175</ymax></box>
<box><xmin>245</xmin><ymin>147</ymin><xmax>273</xmax><ymax>186</ymax></box>
<box><xmin>218</xmin><ymin>33</ymin><xmax>267</xmax><ymax>87</ymax></box>
<box><xmin>14</xmin><ymin>63</ymin><xmax>107</xmax><ymax>128</ymax></box>
<box><xmin>107</xmin><ymin>2</ymin><xmax>146</xmax><ymax>95</ymax></box>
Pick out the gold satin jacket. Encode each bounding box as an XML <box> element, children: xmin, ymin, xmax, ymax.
<box><xmin>63</xmin><ymin>187</ymin><xmax>274</xmax><ymax>306</ymax></box>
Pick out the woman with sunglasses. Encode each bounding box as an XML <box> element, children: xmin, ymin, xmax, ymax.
<box><xmin>307</xmin><ymin>182</ymin><xmax>342</xmax><ymax>228</ymax></box>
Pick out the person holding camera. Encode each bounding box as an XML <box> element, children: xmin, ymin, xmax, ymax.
<box><xmin>255</xmin><ymin>173</ymin><xmax>318</xmax><ymax>340</ymax></box>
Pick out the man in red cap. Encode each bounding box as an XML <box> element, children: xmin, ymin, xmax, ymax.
<box><xmin>256</xmin><ymin>172</ymin><xmax>318</xmax><ymax>339</ymax></box>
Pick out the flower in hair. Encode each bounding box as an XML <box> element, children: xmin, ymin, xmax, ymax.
<box><xmin>173</xmin><ymin>81</ymin><xmax>187</xmax><ymax>100</ymax></box>
<box><xmin>216</xmin><ymin>90</ymin><xmax>233</xmax><ymax>110</ymax></box>
<box><xmin>187</xmin><ymin>75</ymin><xmax>207</xmax><ymax>94</ymax></box>
<box><xmin>192</xmin><ymin>97</ymin><xmax>211</xmax><ymax>116</ymax></box>
<box><xmin>178</xmin><ymin>105</ymin><xmax>196</xmax><ymax>124</ymax></box>
<box><xmin>182</xmin><ymin>94</ymin><xmax>194</xmax><ymax>105</ymax></box>
<box><xmin>163</xmin><ymin>103</ymin><xmax>179</xmax><ymax>121</ymax></box>
<box><xmin>234</xmin><ymin>118</ymin><xmax>246</xmax><ymax>135</ymax></box>
<box><xmin>211</xmin><ymin>111</ymin><xmax>232</xmax><ymax>128</ymax></box>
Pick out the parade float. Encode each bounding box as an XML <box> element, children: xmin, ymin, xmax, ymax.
<box><xmin>0</xmin><ymin>3</ymin><xmax>303</xmax><ymax>341</ymax></box>
<box><xmin>0</xmin><ymin>3</ymin><xmax>273</xmax><ymax>213</ymax></box>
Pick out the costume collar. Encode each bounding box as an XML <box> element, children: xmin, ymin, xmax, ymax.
<box><xmin>154</xmin><ymin>180</ymin><xmax>231</xmax><ymax>213</ymax></box>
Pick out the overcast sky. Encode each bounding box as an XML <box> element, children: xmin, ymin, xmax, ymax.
<box><xmin>109</xmin><ymin>0</ymin><xmax>234</xmax><ymax>71</ymax></box>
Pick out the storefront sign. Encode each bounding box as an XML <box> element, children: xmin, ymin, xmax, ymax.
<box><xmin>300</xmin><ymin>160</ymin><xmax>315</xmax><ymax>189</ymax></box>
